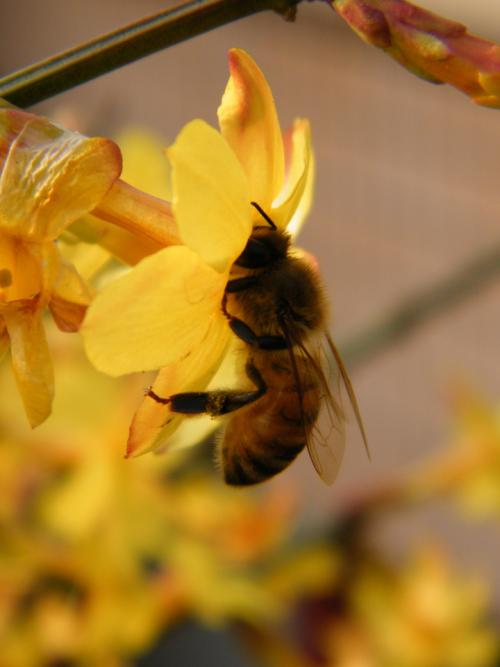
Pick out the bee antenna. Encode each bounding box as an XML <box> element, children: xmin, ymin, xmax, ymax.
<box><xmin>250</xmin><ymin>201</ymin><xmax>277</xmax><ymax>230</ymax></box>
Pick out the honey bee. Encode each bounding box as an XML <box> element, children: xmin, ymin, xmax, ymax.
<box><xmin>148</xmin><ymin>202</ymin><xmax>367</xmax><ymax>486</ymax></box>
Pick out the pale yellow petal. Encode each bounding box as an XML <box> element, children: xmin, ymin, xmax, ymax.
<box><xmin>47</xmin><ymin>248</ymin><xmax>92</xmax><ymax>332</ymax></box>
<box><xmin>272</xmin><ymin>119</ymin><xmax>314</xmax><ymax>237</ymax></box>
<box><xmin>118</xmin><ymin>127</ymin><xmax>172</xmax><ymax>200</ymax></box>
<box><xmin>82</xmin><ymin>245</ymin><xmax>226</xmax><ymax>376</ymax></box>
<box><xmin>218</xmin><ymin>48</ymin><xmax>285</xmax><ymax>208</ymax></box>
<box><xmin>3</xmin><ymin>302</ymin><xmax>54</xmax><ymax>427</ymax></box>
<box><xmin>165</xmin><ymin>335</ymin><xmax>244</xmax><ymax>453</ymax></box>
<box><xmin>0</xmin><ymin>113</ymin><xmax>122</xmax><ymax>241</ymax></box>
<box><xmin>168</xmin><ymin>119</ymin><xmax>252</xmax><ymax>272</ymax></box>
<box><xmin>44</xmin><ymin>243</ymin><xmax>90</xmax><ymax>303</ymax></box>
<box><xmin>58</xmin><ymin>236</ymin><xmax>110</xmax><ymax>281</ymax></box>
<box><xmin>127</xmin><ymin>316</ymin><xmax>230</xmax><ymax>457</ymax></box>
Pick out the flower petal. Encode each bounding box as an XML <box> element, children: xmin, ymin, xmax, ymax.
<box><xmin>0</xmin><ymin>234</ymin><xmax>42</xmax><ymax>302</ymax></box>
<box><xmin>0</xmin><ymin>110</ymin><xmax>122</xmax><ymax>241</ymax></box>
<box><xmin>82</xmin><ymin>245</ymin><xmax>226</xmax><ymax>376</ymax></box>
<box><xmin>272</xmin><ymin>119</ymin><xmax>314</xmax><ymax>236</ymax></box>
<box><xmin>165</xmin><ymin>336</ymin><xmax>244</xmax><ymax>453</ymax></box>
<box><xmin>218</xmin><ymin>48</ymin><xmax>285</xmax><ymax>208</ymax></box>
<box><xmin>48</xmin><ymin>251</ymin><xmax>92</xmax><ymax>332</ymax></box>
<box><xmin>118</xmin><ymin>127</ymin><xmax>172</xmax><ymax>201</ymax></box>
<box><xmin>168</xmin><ymin>119</ymin><xmax>252</xmax><ymax>272</ymax></box>
<box><xmin>3</xmin><ymin>301</ymin><xmax>54</xmax><ymax>427</ymax></box>
<box><xmin>127</xmin><ymin>316</ymin><xmax>230</xmax><ymax>457</ymax></box>
<box><xmin>58</xmin><ymin>236</ymin><xmax>111</xmax><ymax>281</ymax></box>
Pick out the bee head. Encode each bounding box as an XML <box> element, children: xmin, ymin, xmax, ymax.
<box><xmin>233</xmin><ymin>201</ymin><xmax>289</xmax><ymax>269</ymax></box>
<box><xmin>235</xmin><ymin>227</ymin><xmax>290</xmax><ymax>269</ymax></box>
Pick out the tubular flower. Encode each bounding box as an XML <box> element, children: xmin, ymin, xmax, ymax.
<box><xmin>0</xmin><ymin>108</ymin><xmax>121</xmax><ymax>426</ymax></box>
<box><xmin>68</xmin><ymin>127</ymin><xmax>177</xmax><ymax>267</ymax></box>
<box><xmin>82</xmin><ymin>48</ymin><xmax>314</xmax><ymax>456</ymax></box>
<box><xmin>331</xmin><ymin>0</ymin><xmax>500</xmax><ymax>108</ymax></box>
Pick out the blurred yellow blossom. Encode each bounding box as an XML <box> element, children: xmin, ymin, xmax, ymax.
<box><xmin>325</xmin><ymin>548</ymin><xmax>497</xmax><ymax>667</ymax></box>
<box><xmin>395</xmin><ymin>388</ymin><xmax>500</xmax><ymax>518</ymax></box>
<box><xmin>0</xmin><ymin>324</ymin><xmax>339</xmax><ymax>665</ymax></box>
<box><xmin>435</xmin><ymin>389</ymin><xmax>500</xmax><ymax>517</ymax></box>
<box><xmin>0</xmin><ymin>107</ymin><xmax>121</xmax><ymax>426</ymax></box>
<box><xmin>82</xmin><ymin>48</ymin><xmax>315</xmax><ymax>457</ymax></box>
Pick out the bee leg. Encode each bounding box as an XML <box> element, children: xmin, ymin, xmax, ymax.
<box><xmin>147</xmin><ymin>360</ymin><xmax>266</xmax><ymax>417</ymax></box>
<box><xmin>226</xmin><ymin>277</ymin><xmax>259</xmax><ymax>293</ymax></box>
<box><xmin>222</xmin><ymin>291</ymin><xmax>288</xmax><ymax>351</ymax></box>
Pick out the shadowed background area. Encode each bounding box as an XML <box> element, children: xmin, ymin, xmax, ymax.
<box><xmin>1</xmin><ymin>1</ymin><xmax>500</xmax><ymax>664</ymax></box>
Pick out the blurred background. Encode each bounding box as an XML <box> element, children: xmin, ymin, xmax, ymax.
<box><xmin>1</xmin><ymin>0</ymin><xmax>500</xmax><ymax>665</ymax></box>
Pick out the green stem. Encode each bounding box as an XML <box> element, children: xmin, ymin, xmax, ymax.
<box><xmin>341</xmin><ymin>243</ymin><xmax>500</xmax><ymax>368</ymax></box>
<box><xmin>0</xmin><ymin>0</ymin><xmax>300</xmax><ymax>107</ymax></box>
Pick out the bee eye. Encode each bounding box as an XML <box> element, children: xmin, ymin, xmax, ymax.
<box><xmin>235</xmin><ymin>238</ymin><xmax>275</xmax><ymax>268</ymax></box>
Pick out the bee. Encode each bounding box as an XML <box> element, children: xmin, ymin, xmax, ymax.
<box><xmin>148</xmin><ymin>202</ymin><xmax>367</xmax><ymax>486</ymax></box>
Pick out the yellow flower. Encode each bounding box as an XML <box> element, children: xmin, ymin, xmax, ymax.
<box><xmin>0</xmin><ymin>333</ymin><xmax>341</xmax><ymax>662</ymax></box>
<box><xmin>0</xmin><ymin>107</ymin><xmax>121</xmax><ymax>426</ymax></box>
<box><xmin>330</xmin><ymin>548</ymin><xmax>498</xmax><ymax>667</ymax></box>
<box><xmin>404</xmin><ymin>387</ymin><xmax>500</xmax><ymax>517</ymax></box>
<box><xmin>67</xmin><ymin>126</ymin><xmax>176</xmax><ymax>267</ymax></box>
<box><xmin>441</xmin><ymin>389</ymin><xmax>500</xmax><ymax>517</ymax></box>
<box><xmin>82</xmin><ymin>48</ymin><xmax>314</xmax><ymax>455</ymax></box>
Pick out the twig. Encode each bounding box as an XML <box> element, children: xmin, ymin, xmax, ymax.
<box><xmin>0</xmin><ymin>0</ymin><xmax>300</xmax><ymax>107</ymax></box>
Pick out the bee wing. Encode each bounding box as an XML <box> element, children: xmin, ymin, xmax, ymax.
<box><xmin>300</xmin><ymin>337</ymin><xmax>348</xmax><ymax>485</ymax></box>
<box><xmin>324</xmin><ymin>333</ymin><xmax>370</xmax><ymax>460</ymax></box>
<box><xmin>280</xmin><ymin>321</ymin><xmax>348</xmax><ymax>486</ymax></box>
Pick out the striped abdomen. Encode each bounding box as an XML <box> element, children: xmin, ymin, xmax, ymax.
<box><xmin>219</xmin><ymin>354</ymin><xmax>321</xmax><ymax>486</ymax></box>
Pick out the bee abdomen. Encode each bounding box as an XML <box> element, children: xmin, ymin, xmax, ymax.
<box><xmin>221</xmin><ymin>436</ymin><xmax>305</xmax><ymax>486</ymax></box>
<box><xmin>217</xmin><ymin>360</ymin><xmax>321</xmax><ymax>486</ymax></box>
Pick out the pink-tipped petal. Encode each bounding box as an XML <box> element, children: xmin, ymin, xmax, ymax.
<box><xmin>272</xmin><ymin>119</ymin><xmax>314</xmax><ymax>236</ymax></box>
<box><xmin>218</xmin><ymin>49</ymin><xmax>285</xmax><ymax>209</ymax></box>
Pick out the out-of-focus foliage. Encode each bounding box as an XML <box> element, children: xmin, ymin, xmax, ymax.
<box><xmin>0</xmin><ymin>324</ymin><xmax>339</xmax><ymax>666</ymax></box>
<box><xmin>329</xmin><ymin>548</ymin><xmax>496</xmax><ymax>667</ymax></box>
<box><xmin>397</xmin><ymin>387</ymin><xmax>500</xmax><ymax>518</ymax></box>
<box><xmin>443</xmin><ymin>389</ymin><xmax>500</xmax><ymax>517</ymax></box>
<box><xmin>2</xmin><ymin>326</ymin><xmax>498</xmax><ymax>666</ymax></box>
